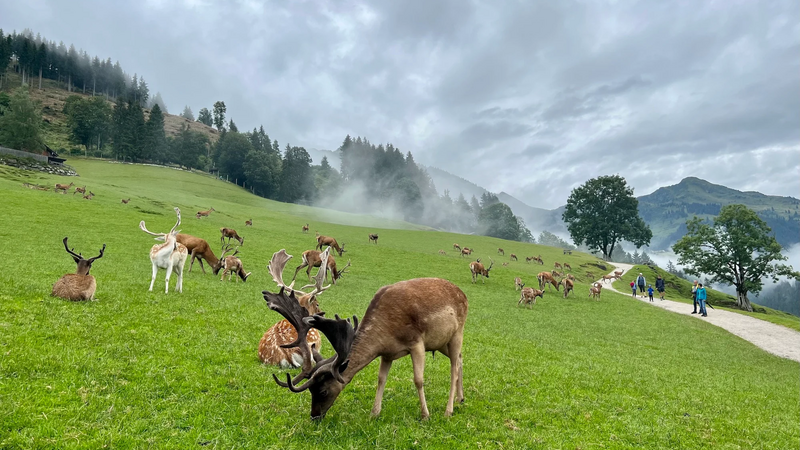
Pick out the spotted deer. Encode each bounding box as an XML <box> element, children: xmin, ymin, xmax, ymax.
<box><xmin>564</xmin><ymin>263</ymin><xmax>572</xmax><ymax>271</ymax></box>
<box><xmin>139</xmin><ymin>207</ymin><xmax>188</xmax><ymax>293</ymax></box>
<box><xmin>51</xmin><ymin>237</ymin><xmax>105</xmax><ymax>301</ymax></box>
<box><xmin>518</xmin><ymin>287</ymin><xmax>544</xmax><ymax>308</ymax></box>
<box><xmin>196</xmin><ymin>207</ymin><xmax>215</xmax><ymax>219</ymax></box>
<box><xmin>121</xmin><ymin>198</ymin><xmax>130</xmax><ymax>204</ymax></box>
<box><xmin>302</xmin><ymin>223</ymin><xmax>309</xmax><ymax>233</ymax></box>
<box><xmin>460</xmin><ymin>247</ymin><xmax>473</xmax><ymax>257</ymax></box>
<box><xmin>219</xmin><ymin>244</ymin><xmax>251</xmax><ymax>282</ymax></box>
<box><xmin>589</xmin><ymin>285</ymin><xmax>602</xmax><ymax>300</ymax></box>
<box><xmin>453</xmin><ymin>243</ymin><xmax>461</xmax><ymax>252</ymax></box>
<box><xmin>559</xmin><ymin>278</ymin><xmax>575</xmax><ymax>298</ymax></box>
<box><xmin>82</xmin><ymin>191</ymin><xmax>94</xmax><ymax>200</ymax></box>
<box><xmin>469</xmin><ymin>258</ymin><xmax>493</xmax><ymax>283</ymax></box>
<box><xmin>554</xmin><ymin>262</ymin><xmax>563</xmax><ymax>270</ymax></box>
<box><xmin>514</xmin><ymin>277</ymin><xmax>523</xmax><ymax>291</ymax></box>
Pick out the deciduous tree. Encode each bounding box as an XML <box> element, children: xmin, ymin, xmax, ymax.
<box><xmin>0</xmin><ymin>87</ymin><xmax>44</xmax><ymax>151</ymax></box>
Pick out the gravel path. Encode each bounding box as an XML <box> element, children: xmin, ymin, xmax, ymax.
<box><xmin>599</xmin><ymin>263</ymin><xmax>800</xmax><ymax>363</ymax></box>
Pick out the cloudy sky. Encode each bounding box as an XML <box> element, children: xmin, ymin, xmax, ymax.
<box><xmin>3</xmin><ymin>0</ymin><xmax>798</xmax><ymax>208</ymax></box>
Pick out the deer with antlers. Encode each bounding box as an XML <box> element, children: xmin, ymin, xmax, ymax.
<box><xmin>51</xmin><ymin>237</ymin><xmax>106</xmax><ymax>301</ymax></box>
<box><xmin>219</xmin><ymin>244</ymin><xmax>251</xmax><ymax>282</ymax></box>
<box><xmin>54</xmin><ymin>182</ymin><xmax>74</xmax><ymax>193</ymax></box>
<box><xmin>368</xmin><ymin>233</ymin><xmax>379</xmax><ymax>244</ymax></box>
<box><xmin>460</xmin><ymin>247</ymin><xmax>473</xmax><ymax>257</ymax></box>
<box><xmin>316</xmin><ymin>235</ymin><xmax>346</xmax><ymax>256</ymax></box>
<box><xmin>537</xmin><ymin>271</ymin><xmax>560</xmax><ymax>292</ymax></box>
<box><xmin>292</xmin><ymin>249</ymin><xmax>351</xmax><ymax>285</ymax></box>
<box><xmin>510</xmin><ymin>254</ymin><xmax>518</xmax><ymax>261</ymax></box>
<box><xmin>258</xmin><ymin>249</ymin><xmax>331</xmax><ymax>368</ymax></box>
<box><xmin>139</xmin><ymin>207</ymin><xmax>188</xmax><ymax>293</ymax></box>
<box><xmin>220</xmin><ymin>227</ymin><xmax>244</xmax><ymax>245</ymax></box>
<box><xmin>121</xmin><ymin>198</ymin><xmax>130</xmax><ymax>204</ymax></box>
<box><xmin>263</xmin><ymin>266</ymin><xmax>468</xmax><ymax>420</ymax></box>
<box><xmin>497</xmin><ymin>248</ymin><xmax>504</xmax><ymax>256</ymax></box>
<box><xmin>469</xmin><ymin>258</ymin><xmax>493</xmax><ymax>283</ymax></box>
<box><xmin>196</xmin><ymin>207</ymin><xmax>215</xmax><ymax>219</ymax></box>
<box><xmin>176</xmin><ymin>234</ymin><xmax>223</xmax><ymax>274</ymax></box>
<box><xmin>245</xmin><ymin>218</ymin><xmax>253</xmax><ymax>227</ymax></box>
<box><xmin>73</xmin><ymin>186</ymin><xmax>86</xmax><ymax>196</ymax></box>
<box><xmin>514</xmin><ymin>277</ymin><xmax>523</xmax><ymax>291</ymax></box>
<box><xmin>518</xmin><ymin>287</ymin><xmax>544</xmax><ymax>308</ymax></box>
<box><xmin>302</xmin><ymin>224</ymin><xmax>309</xmax><ymax>233</ymax></box>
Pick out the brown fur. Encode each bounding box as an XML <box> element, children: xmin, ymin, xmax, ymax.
<box><xmin>368</xmin><ymin>233</ymin><xmax>379</xmax><ymax>244</ymax></box>
<box><xmin>316</xmin><ymin>235</ymin><xmax>345</xmax><ymax>256</ymax></box>
<box><xmin>509</xmin><ymin>253</ymin><xmax>518</xmax><ymax>261</ymax></box>
<box><xmin>176</xmin><ymin>234</ymin><xmax>223</xmax><ymax>274</ymax></box>
<box><xmin>293</xmin><ymin>250</ymin><xmax>349</xmax><ymax>285</ymax></box>
<box><xmin>259</xmin><ymin>292</ymin><xmax>322</xmax><ymax>367</ymax></box>
<box><xmin>302</xmin><ymin>223</ymin><xmax>309</xmax><ymax>233</ymax></box>
<box><xmin>469</xmin><ymin>259</ymin><xmax>493</xmax><ymax>283</ymax></box>
<box><xmin>537</xmin><ymin>271</ymin><xmax>560</xmax><ymax>291</ymax></box>
<box><xmin>121</xmin><ymin>198</ymin><xmax>130</xmax><ymax>204</ymax></box>
<box><xmin>245</xmin><ymin>218</ymin><xmax>253</xmax><ymax>226</ymax></box>
<box><xmin>220</xmin><ymin>227</ymin><xmax>244</xmax><ymax>245</ymax></box>
<box><xmin>518</xmin><ymin>287</ymin><xmax>544</xmax><ymax>308</ymax></box>
<box><xmin>54</xmin><ymin>182</ymin><xmax>74</xmax><ymax>192</ymax></box>
<box><xmin>497</xmin><ymin>248</ymin><xmax>504</xmax><ymax>256</ymax></box>
<box><xmin>196</xmin><ymin>207</ymin><xmax>215</xmax><ymax>219</ymax></box>
<box><xmin>514</xmin><ymin>277</ymin><xmax>523</xmax><ymax>291</ymax></box>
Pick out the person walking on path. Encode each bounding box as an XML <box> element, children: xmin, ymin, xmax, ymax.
<box><xmin>655</xmin><ymin>275</ymin><xmax>666</xmax><ymax>300</ymax></box>
<box><xmin>630</xmin><ymin>281</ymin><xmax>637</xmax><ymax>297</ymax></box>
<box><xmin>647</xmin><ymin>285</ymin><xmax>655</xmax><ymax>302</ymax></box>
<box><xmin>696</xmin><ymin>283</ymin><xmax>708</xmax><ymax>317</ymax></box>
<box><xmin>636</xmin><ymin>273</ymin><xmax>647</xmax><ymax>298</ymax></box>
<box><xmin>691</xmin><ymin>280</ymin><xmax>699</xmax><ymax>314</ymax></box>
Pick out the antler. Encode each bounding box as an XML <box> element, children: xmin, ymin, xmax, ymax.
<box><xmin>88</xmin><ymin>244</ymin><xmax>106</xmax><ymax>263</ymax></box>
<box><xmin>220</xmin><ymin>243</ymin><xmax>240</xmax><ymax>259</ymax></box>
<box><xmin>170</xmin><ymin>207</ymin><xmax>181</xmax><ymax>235</ymax></box>
<box><xmin>299</xmin><ymin>247</ymin><xmax>332</xmax><ymax>295</ymax></box>
<box><xmin>306</xmin><ymin>313</ymin><xmax>358</xmax><ymax>384</ymax></box>
<box><xmin>139</xmin><ymin>220</ymin><xmax>164</xmax><ymax>238</ymax></box>
<box><xmin>336</xmin><ymin>260</ymin><xmax>352</xmax><ymax>279</ymax></box>
<box><xmin>62</xmin><ymin>237</ymin><xmax>83</xmax><ymax>262</ymax></box>
<box><xmin>267</xmin><ymin>249</ymin><xmax>295</xmax><ymax>291</ymax></box>
<box><xmin>488</xmin><ymin>257</ymin><xmax>494</xmax><ymax>270</ymax></box>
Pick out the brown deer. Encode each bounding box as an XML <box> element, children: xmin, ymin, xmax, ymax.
<box><xmin>514</xmin><ymin>277</ymin><xmax>523</xmax><ymax>291</ymax></box>
<box><xmin>554</xmin><ymin>262</ymin><xmax>563</xmax><ymax>270</ymax></box>
<box><xmin>613</xmin><ymin>270</ymin><xmax>623</xmax><ymax>279</ymax></box>
<box><xmin>510</xmin><ymin>254</ymin><xmax>518</xmax><ymax>261</ymax></box>
<box><xmin>469</xmin><ymin>258</ymin><xmax>494</xmax><ymax>283</ymax></box>
<box><xmin>245</xmin><ymin>218</ymin><xmax>253</xmax><ymax>227</ymax></box>
<box><xmin>73</xmin><ymin>186</ymin><xmax>86</xmax><ymax>196</ymax></box>
<box><xmin>176</xmin><ymin>234</ymin><xmax>223</xmax><ymax>274</ymax></box>
<box><xmin>51</xmin><ymin>237</ymin><xmax>105</xmax><ymax>301</ymax></box>
<box><xmin>219</xmin><ymin>244</ymin><xmax>251</xmax><ymax>282</ymax></box>
<box><xmin>54</xmin><ymin>182</ymin><xmax>74</xmax><ymax>193</ymax></box>
<box><xmin>502</xmin><ymin>262</ymin><xmax>509</xmax><ymax>267</ymax></box>
<box><xmin>525</xmin><ymin>256</ymin><xmax>535</xmax><ymax>263</ymax></box>
<box><xmin>537</xmin><ymin>272</ymin><xmax>560</xmax><ymax>291</ymax></box>
<box><xmin>316</xmin><ymin>235</ymin><xmax>346</xmax><ymax>256</ymax></box>
<box><xmin>518</xmin><ymin>287</ymin><xmax>544</xmax><ymax>308</ymax></box>
<box><xmin>566</xmin><ymin>273</ymin><xmax>576</xmax><ymax>281</ymax></box>
<box><xmin>121</xmin><ymin>198</ymin><xmax>130</xmax><ymax>204</ymax></box>
<box><xmin>220</xmin><ymin>227</ymin><xmax>244</xmax><ymax>245</ymax></box>
<box><xmin>589</xmin><ymin>285</ymin><xmax>602</xmax><ymax>300</ymax></box>
<box><xmin>559</xmin><ymin>278</ymin><xmax>575</xmax><ymax>298</ymax></box>
<box><xmin>552</xmin><ymin>270</ymin><xmax>564</xmax><ymax>279</ymax></box>
<box><xmin>497</xmin><ymin>248</ymin><xmax>504</xmax><ymax>256</ymax></box>
<box><xmin>139</xmin><ymin>207</ymin><xmax>188</xmax><ymax>293</ymax></box>
<box><xmin>533</xmin><ymin>255</ymin><xmax>544</xmax><ymax>265</ymax></box>
<box><xmin>196</xmin><ymin>207</ymin><xmax>215</xmax><ymax>219</ymax></box>
<box><xmin>263</xmin><ymin>275</ymin><xmax>468</xmax><ymax>420</ymax></box>
<box><xmin>601</xmin><ymin>274</ymin><xmax>615</xmax><ymax>283</ymax></box>
<box><xmin>82</xmin><ymin>191</ymin><xmax>95</xmax><ymax>200</ymax></box>
<box><xmin>292</xmin><ymin>250</ymin><xmax>351</xmax><ymax>285</ymax></box>
<box><xmin>258</xmin><ymin>249</ymin><xmax>329</xmax><ymax>368</ymax></box>
<box><xmin>460</xmin><ymin>247</ymin><xmax>473</xmax><ymax>257</ymax></box>
<box><xmin>438</xmin><ymin>250</ymin><xmax>447</xmax><ymax>255</ymax></box>
<box><xmin>302</xmin><ymin>223</ymin><xmax>309</xmax><ymax>233</ymax></box>
<box><xmin>453</xmin><ymin>243</ymin><xmax>461</xmax><ymax>251</ymax></box>
<box><xmin>368</xmin><ymin>233</ymin><xmax>379</xmax><ymax>244</ymax></box>
<box><xmin>564</xmin><ymin>263</ymin><xmax>572</xmax><ymax>271</ymax></box>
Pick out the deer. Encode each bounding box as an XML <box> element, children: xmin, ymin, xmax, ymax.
<box><xmin>469</xmin><ymin>258</ymin><xmax>494</xmax><ymax>283</ymax></box>
<box><xmin>82</xmin><ymin>191</ymin><xmax>95</xmax><ymax>200</ymax></box>
<box><xmin>258</xmin><ymin>249</ymin><xmax>330</xmax><ymax>368</ymax></box>
<box><xmin>564</xmin><ymin>263</ymin><xmax>572</xmax><ymax>271</ymax></box>
<box><xmin>554</xmin><ymin>262</ymin><xmax>563</xmax><ymax>270</ymax></box>
<box><xmin>613</xmin><ymin>270</ymin><xmax>623</xmax><ymax>279</ymax></box>
<box><xmin>368</xmin><ymin>233</ymin><xmax>379</xmax><ymax>244</ymax></box>
<box><xmin>559</xmin><ymin>278</ymin><xmax>575</xmax><ymax>298</ymax></box>
<box><xmin>176</xmin><ymin>234</ymin><xmax>223</xmax><ymax>274</ymax></box>
<box><xmin>537</xmin><ymin>271</ymin><xmax>560</xmax><ymax>292</ymax></box>
<box><xmin>510</xmin><ymin>254</ymin><xmax>518</xmax><ymax>261</ymax></box>
<box><xmin>73</xmin><ymin>186</ymin><xmax>86</xmax><ymax>196</ymax></box>
<box><xmin>502</xmin><ymin>262</ymin><xmax>509</xmax><ymax>267</ymax></box>
<box><xmin>54</xmin><ymin>182</ymin><xmax>74</xmax><ymax>193</ymax></box>
<box><xmin>121</xmin><ymin>198</ymin><xmax>130</xmax><ymax>204</ymax></box>
<box><xmin>514</xmin><ymin>277</ymin><xmax>523</xmax><ymax>291</ymax></box>
<box><xmin>196</xmin><ymin>207</ymin><xmax>215</xmax><ymax>219</ymax></box>
<box><xmin>220</xmin><ymin>227</ymin><xmax>244</xmax><ymax>245</ymax></box>
<box><xmin>518</xmin><ymin>287</ymin><xmax>544</xmax><ymax>308</ymax></box>
<box><xmin>139</xmin><ymin>207</ymin><xmax>188</xmax><ymax>293</ymax></box>
<box><xmin>51</xmin><ymin>237</ymin><xmax>105</xmax><ymax>301</ymax></box>
<box><xmin>316</xmin><ymin>235</ymin><xmax>346</xmax><ymax>256</ymax></box>
<box><xmin>460</xmin><ymin>247</ymin><xmax>473</xmax><ymax>257</ymax></box>
<box><xmin>533</xmin><ymin>255</ymin><xmax>544</xmax><ymax>265</ymax></box>
<box><xmin>525</xmin><ymin>256</ymin><xmax>535</xmax><ymax>264</ymax></box>
<box><xmin>497</xmin><ymin>248</ymin><xmax>504</xmax><ymax>256</ymax></box>
<box><xmin>453</xmin><ymin>243</ymin><xmax>461</xmax><ymax>252</ymax></box>
<box><xmin>292</xmin><ymin>249</ymin><xmax>351</xmax><ymax>285</ymax></box>
<box><xmin>566</xmin><ymin>273</ymin><xmax>576</xmax><ymax>281</ymax></box>
<box><xmin>601</xmin><ymin>274</ymin><xmax>615</xmax><ymax>283</ymax></box>
<box><xmin>263</xmin><ymin>271</ymin><xmax>468</xmax><ymax>420</ymax></box>
<box><xmin>302</xmin><ymin>224</ymin><xmax>309</xmax><ymax>233</ymax></box>
<box><xmin>552</xmin><ymin>270</ymin><xmax>564</xmax><ymax>279</ymax></box>
<box><xmin>245</xmin><ymin>218</ymin><xmax>253</xmax><ymax>227</ymax></box>
<box><xmin>589</xmin><ymin>285</ymin><xmax>602</xmax><ymax>300</ymax></box>
<box><xmin>219</xmin><ymin>244</ymin><xmax>251</xmax><ymax>282</ymax></box>
<box><xmin>438</xmin><ymin>250</ymin><xmax>447</xmax><ymax>256</ymax></box>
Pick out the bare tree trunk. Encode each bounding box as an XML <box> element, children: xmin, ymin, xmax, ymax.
<box><xmin>68</xmin><ymin>74</ymin><xmax>72</xmax><ymax>92</ymax></box>
<box><xmin>93</xmin><ymin>79</ymin><xmax>96</xmax><ymax>96</ymax></box>
<box><xmin>39</xmin><ymin>67</ymin><xmax>43</xmax><ymax>90</ymax></box>
<box><xmin>736</xmin><ymin>289</ymin><xmax>753</xmax><ymax>312</ymax></box>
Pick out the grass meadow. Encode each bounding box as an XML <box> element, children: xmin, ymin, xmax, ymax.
<box><xmin>1</xmin><ymin>159</ymin><xmax>798</xmax><ymax>449</ymax></box>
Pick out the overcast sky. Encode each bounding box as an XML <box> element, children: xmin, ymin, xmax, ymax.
<box><xmin>2</xmin><ymin>0</ymin><xmax>798</xmax><ymax>208</ymax></box>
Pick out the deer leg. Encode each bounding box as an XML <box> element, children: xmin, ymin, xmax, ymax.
<box><xmin>175</xmin><ymin>260</ymin><xmax>184</xmax><ymax>293</ymax></box>
<box><xmin>371</xmin><ymin>357</ymin><xmax>393</xmax><ymax>417</ymax></box>
<box><xmin>165</xmin><ymin>260</ymin><xmax>173</xmax><ymax>294</ymax></box>
<box><xmin>445</xmin><ymin>334</ymin><xmax>465</xmax><ymax>416</ymax></box>
<box><xmin>291</xmin><ymin>263</ymin><xmax>307</xmax><ymax>282</ymax></box>
<box><xmin>149</xmin><ymin>262</ymin><xmax>157</xmax><ymax>292</ymax></box>
<box><xmin>409</xmin><ymin>344</ymin><xmax>430</xmax><ymax>420</ymax></box>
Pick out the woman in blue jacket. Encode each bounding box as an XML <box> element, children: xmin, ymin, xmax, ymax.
<box><xmin>696</xmin><ymin>283</ymin><xmax>708</xmax><ymax>317</ymax></box>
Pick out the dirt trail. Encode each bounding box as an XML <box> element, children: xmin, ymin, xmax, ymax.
<box><xmin>599</xmin><ymin>263</ymin><xmax>800</xmax><ymax>363</ymax></box>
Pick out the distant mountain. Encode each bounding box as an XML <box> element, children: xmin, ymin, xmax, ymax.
<box><xmin>638</xmin><ymin>177</ymin><xmax>800</xmax><ymax>249</ymax></box>
<box><xmin>425</xmin><ymin>166</ymin><xmax>488</xmax><ymax>200</ymax></box>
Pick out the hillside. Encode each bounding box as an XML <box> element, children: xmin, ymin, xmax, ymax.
<box><xmin>1</xmin><ymin>159</ymin><xmax>797</xmax><ymax>448</ymax></box>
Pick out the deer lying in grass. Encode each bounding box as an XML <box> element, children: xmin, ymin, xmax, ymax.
<box><xmin>219</xmin><ymin>244</ymin><xmax>251</xmax><ymax>282</ymax></box>
<box><xmin>82</xmin><ymin>191</ymin><xmax>95</xmax><ymax>200</ymax></box>
<box><xmin>518</xmin><ymin>287</ymin><xmax>544</xmax><ymax>308</ymax></box>
<box><xmin>497</xmin><ymin>248</ymin><xmax>504</xmax><ymax>256</ymax></box>
<box><xmin>469</xmin><ymin>258</ymin><xmax>493</xmax><ymax>283</ymax></box>
<box><xmin>537</xmin><ymin>272</ymin><xmax>560</xmax><ymax>292</ymax></box>
<box><xmin>23</xmin><ymin>183</ymin><xmax>49</xmax><ymax>191</ymax></box>
<box><xmin>292</xmin><ymin>249</ymin><xmax>351</xmax><ymax>285</ymax></box>
<box><xmin>438</xmin><ymin>250</ymin><xmax>447</xmax><ymax>256</ymax></box>
<box><xmin>460</xmin><ymin>247</ymin><xmax>473</xmax><ymax>257</ymax></box>
<box><xmin>316</xmin><ymin>235</ymin><xmax>346</xmax><ymax>256</ymax></box>
<box><xmin>139</xmin><ymin>207</ymin><xmax>188</xmax><ymax>293</ymax></box>
<box><xmin>368</xmin><ymin>233</ymin><xmax>379</xmax><ymax>244</ymax></box>
<box><xmin>73</xmin><ymin>186</ymin><xmax>86</xmax><ymax>196</ymax></box>
<box><xmin>510</xmin><ymin>254</ymin><xmax>518</xmax><ymax>261</ymax></box>
<box><xmin>514</xmin><ymin>277</ymin><xmax>523</xmax><ymax>291</ymax></box>
<box><xmin>258</xmin><ymin>249</ymin><xmax>328</xmax><ymax>368</ymax></box>
<box><xmin>302</xmin><ymin>223</ymin><xmax>309</xmax><ymax>233</ymax></box>
<box><xmin>263</xmin><ymin>265</ymin><xmax>468</xmax><ymax>420</ymax></box>
<box><xmin>196</xmin><ymin>207</ymin><xmax>215</xmax><ymax>219</ymax></box>
<box><xmin>559</xmin><ymin>278</ymin><xmax>574</xmax><ymax>298</ymax></box>
<box><xmin>54</xmin><ymin>182</ymin><xmax>74</xmax><ymax>193</ymax></box>
<box><xmin>564</xmin><ymin>263</ymin><xmax>572</xmax><ymax>271</ymax></box>
<box><xmin>220</xmin><ymin>227</ymin><xmax>244</xmax><ymax>245</ymax></box>
<box><xmin>51</xmin><ymin>237</ymin><xmax>105</xmax><ymax>301</ymax></box>
<box><xmin>453</xmin><ymin>243</ymin><xmax>461</xmax><ymax>252</ymax></box>
<box><xmin>121</xmin><ymin>198</ymin><xmax>130</xmax><ymax>204</ymax></box>
<box><xmin>245</xmin><ymin>218</ymin><xmax>253</xmax><ymax>227</ymax></box>
<box><xmin>176</xmin><ymin>234</ymin><xmax>223</xmax><ymax>274</ymax></box>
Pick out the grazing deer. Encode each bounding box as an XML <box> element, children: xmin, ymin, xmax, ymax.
<box><xmin>613</xmin><ymin>270</ymin><xmax>623</xmax><ymax>279</ymax></box>
<box><xmin>514</xmin><ymin>277</ymin><xmax>523</xmax><ymax>291</ymax></box>
<box><xmin>510</xmin><ymin>254</ymin><xmax>518</xmax><ymax>261</ymax></box>
<box><xmin>533</xmin><ymin>255</ymin><xmax>544</xmax><ymax>265</ymax></box>
<box><xmin>245</xmin><ymin>218</ymin><xmax>253</xmax><ymax>227</ymax></box>
<box><xmin>139</xmin><ymin>207</ymin><xmax>188</xmax><ymax>293</ymax></box>
<box><xmin>292</xmin><ymin>250</ymin><xmax>351</xmax><ymax>285</ymax></box>
<box><xmin>196</xmin><ymin>207</ymin><xmax>215</xmax><ymax>219</ymax></box>
<box><xmin>601</xmin><ymin>274</ymin><xmax>615</xmax><ymax>283</ymax></box>
<box><xmin>176</xmin><ymin>234</ymin><xmax>223</xmax><ymax>274</ymax></box>
<box><xmin>518</xmin><ymin>287</ymin><xmax>544</xmax><ymax>308</ymax></box>
<box><xmin>469</xmin><ymin>258</ymin><xmax>494</xmax><ymax>283</ymax></box>
<box><xmin>453</xmin><ymin>243</ymin><xmax>461</xmax><ymax>251</ymax></box>
<box><xmin>368</xmin><ymin>233</ymin><xmax>379</xmax><ymax>244</ymax></box>
<box><xmin>51</xmin><ymin>237</ymin><xmax>105</xmax><ymax>301</ymax></box>
<box><xmin>497</xmin><ymin>248</ymin><xmax>504</xmax><ymax>256</ymax></box>
<box><xmin>566</xmin><ymin>273</ymin><xmax>576</xmax><ymax>281</ymax></box>
<box><xmin>219</xmin><ymin>244</ymin><xmax>251</xmax><ymax>282</ymax></box>
<box><xmin>552</xmin><ymin>270</ymin><xmax>564</xmax><ymax>279</ymax></box>
<box><xmin>73</xmin><ymin>186</ymin><xmax>86</xmax><ymax>196</ymax></box>
<box><xmin>559</xmin><ymin>278</ymin><xmax>575</xmax><ymax>298</ymax></box>
<box><xmin>589</xmin><ymin>285</ymin><xmax>602</xmax><ymax>300</ymax></box>
<box><xmin>525</xmin><ymin>256</ymin><xmax>535</xmax><ymax>264</ymax></box>
<box><xmin>121</xmin><ymin>198</ymin><xmax>130</xmax><ymax>204</ymax></box>
<box><xmin>564</xmin><ymin>263</ymin><xmax>572</xmax><ymax>271</ymax></box>
<box><xmin>220</xmin><ymin>227</ymin><xmax>244</xmax><ymax>245</ymax></box>
<box><xmin>302</xmin><ymin>224</ymin><xmax>309</xmax><ymax>233</ymax></box>
<box><xmin>316</xmin><ymin>235</ymin><xmax>346</xmax><ymax>256</ymax></box>
<box><xmin>460</xmin><ymin>247</ymin><xmax>473</xmax><ymax>257</ymax></box>
<box><xmin>438</xmin><ymin>250</ymin><xmax>447</xmax><ymax>255</ymax></box>
<box><xmin>54</xmin><ymin>182</ymin><xmax>74</xmax><ymax>193</ymax></box>
<box><xmin>537</xmin><ymin>272</ymin><xmax>560</xmax><ymax>292</ymax></box>
<box><xmin>554</xmin><ymin>262</ymin><xmax>563</xmax><ymax>270</ymax></box>
<box><xmin>82</xmin><ymin>191</ymin><xmax>94</xmax><ymax>200</ymax></box>
<box><xmin>258</xmin><ymin>249</ymin><xmax>329</xmax><ymax>368</ymax></box>
<box><xmin>263</xmin><ymin>273</ymin><xmax>468</xmax><ymax>420</ymax></box>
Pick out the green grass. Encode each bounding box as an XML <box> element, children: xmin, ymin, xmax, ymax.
<box><xmin>615</xmin><ymin>265</ymin><xmax>800</xmax><ymax>332</ymax></box>
<box><xmin>1</xmin><ymin>159</ymin><xmax>798</xmax><ymax>449</ymax></box>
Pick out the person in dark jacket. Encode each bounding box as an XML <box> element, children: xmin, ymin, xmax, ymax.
<box><xmin>636</xmin><ymin>273</ymin><xmax>646</xmax><ymax>298</ymax></box>
<box><xmin>655</xmin><ymin>276</ymin><xmax>666</xmax><ymax>300</ymax></box>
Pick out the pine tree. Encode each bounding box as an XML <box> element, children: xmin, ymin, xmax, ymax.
<box><xmin>197</xmin><ymin>107</ymin><xmax>212</xmax><ymax>126</ymax></box>
<box><xmin>180</xmin><ymin>105</ymin><xmax>194</xmax><ymax>121</ymax></box>
<box><xmin>212</xmin><ymin>101</ymin><xmax>226</xmax><ymax>131</ymax></box>
<box><xmin>145</xmin><ymin>103</ymin><xmax>167</xmax><ymax>161</ymax></box>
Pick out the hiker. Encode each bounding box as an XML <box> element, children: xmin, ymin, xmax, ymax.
<box><xmin>696</xmin><ymin>283</ymin><xmax>708</xmax><ymax>317</ymax></box>
<box><xmin>647</xmin><ymin>285</ymin><xmax>654</xmax><ymax>302</ymax></box>
<box><xmin>630</xmin><ymin>281</ymin><xmax>637</xmax><ymax>297</ymax></box>
<box><xmin>636</xmin><ymin>273</ymin><xmax>646</xmax><ymax>298</ymax></box>
<box><xmin>655</xmin><ymin>275</ymin><xmax>665</xmax><ymax>300</ymax></box>
<box><xmin>691</xmin><ymin>280</ymin><xmax>699</xmax><ymax>314</ymax></box>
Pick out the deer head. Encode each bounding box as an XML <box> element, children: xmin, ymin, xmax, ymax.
<box><xmin>62</xmin><ymin>237</ymin><xmax>105</xmax><ymax>276</ymax></box>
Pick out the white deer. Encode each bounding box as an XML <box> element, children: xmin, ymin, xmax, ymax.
<box><xmin>139</xmin><ymin>207</ymin><xmax>188</xmax><ymax>293</ymax></box>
